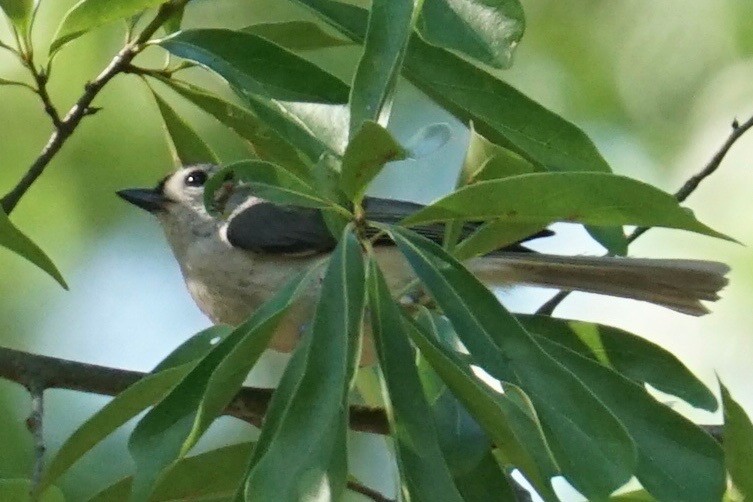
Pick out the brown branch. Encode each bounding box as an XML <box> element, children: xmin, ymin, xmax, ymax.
<box><xmin>346</xmin><ymin>480</ymin><xmax>394</xmax><ymax>502</ymax></box>
<box><xmin>26</xmin><ymin>381</ymin><xmax>45</xmax><ymax>497</ymax></box>
<box><xmin>0</xmin><ymin>0</ymin><xmax>188</xmax><ymax>215</ymax></box>
<box><xmin>536</xmin><ymin>115</ymin><xmax>753</xmax><ymax>316</ymax></box>
<box><xmin>0</xmin><ymin>345</ymin><xmax>389</xmax><ymax>435</ymax></box>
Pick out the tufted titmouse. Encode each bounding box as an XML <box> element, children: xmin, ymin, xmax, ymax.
<box><xmin>117</xmin><ymin>164</ymin><xmax>729</xmax><ymax>354</ymax></box>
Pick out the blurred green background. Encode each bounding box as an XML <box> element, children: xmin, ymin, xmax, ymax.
<box><xmin>1</xmin><ymin>0</ymin><xmax>752</xmax><ymax>499</ymax></box>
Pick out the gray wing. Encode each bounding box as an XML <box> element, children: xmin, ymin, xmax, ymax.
<box><xmin>226</xmin><ymin>196</ymin><xmax>551</xmax><ymax>254</ymax></box>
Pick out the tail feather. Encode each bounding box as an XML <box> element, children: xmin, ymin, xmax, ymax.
<box><xmin>469</xmin><ymin>253</ymin><xmax>730</xmax><ymax>316</ymax></box>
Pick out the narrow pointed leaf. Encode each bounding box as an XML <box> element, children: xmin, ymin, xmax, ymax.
<box><xmin>518</xmin><ymin>315</ymin><xmax>717</xmax><ymax>411</ymax></box>
<box><xmin>415</xmin><ymin>312</ymin><xmax>539</xmax><ymax>502</ymax></box>
<box><xmin>367</xmin><ymin>260</ymin><xmax>464</xmax><ymax>501</ymax></box>
<box><xmin>50</xmin><ymin>0</ymin><xmax>165</xmax><ymax>54</ymax></box>
<box><xmin>242</xmin><ymin>21</ymin><xmax>353</xmax><ymax>50</ymax></box>
<box><xmin>204</xmin><ymin>161</ymin><xmax>347</xmax><ymax>213</ymax></box>
<box><xmin>41</xmin><ymin>326</ymin><xmax>232</xmax><ymax>492</ymax></box>
<box><xmin>245</xmin><ymin>231</ymin><xmax>365</xmax><ymax>501</ymax></box>
<box><xmin>417</xmin><ymin>0</ymin><xmax>525</xmax><ymax>69</ymax></box>
<box><xmin>88</xmin><ymin>443</ymin><xmax>253</xmax><ymax>502</ymax></box>
<box><xmin>538</xmin><ymin>335</ymin><xmax>725</xmax><ymax>502</ymax></box>
<box><xmin>160</xmin><ymin>29</ymin><xmax>350</xmax><ymax>104</ymax></box>
<box><xmin>404</xmin><ymin>314</ymin><xmax>558</xmax><ymax>501</ymax></box>
<box><xmin>159</xmin><ymin>79</ymin><xmax>310</xmax><ymax>176</ymax></box>
<box><xmin>0</xmin><ymin>0</ymin><xmax>33</xmax><ymax>33</ymax></box>
<box><xmin>400</xmin><ymin>172</ymin><xmax>730</xmax><ymax>241</ymax></box>
<box><xmin>463</xmin><ymin>127</ymin><xmax>539</xmax><ymax>183</ymax></box>
<box><xmin>349</xmin><ymin>0</ymin><xmax>422</xmax><ymax>134</ymax></box>
<box><xmin>127</xmin><ymin>270</ymin><xmax>315</xmax><ymax>501</ymax></box>
<box><xmin>721</xmin><ymin>382</ymin><xmax>753</xmax><ymax>500</ymax></box>
<box><xmin>150</xmin><ymin>89</ymin><xmax>218</xmax><ymax>167</ymax></box>
<box><xmin>453</xmin><ymin>221</ymin><xmax>546</xmax><ymax>260</ymax></box>
<box><xmin>341</xmin><ymin>121</ymin><xmax>405</xmax><ymax>201</ymax></box>
<box><xmin>0</xmin><ymin>208</ymin><xmax>67</xmax><ymax>288</ymax></box>
<box><xmin>387</xmin><ymin>226</ymin><xmax>636</xmax><ymax>499</ymax></box>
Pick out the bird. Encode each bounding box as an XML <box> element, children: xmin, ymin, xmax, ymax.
<box><xmin>117</xmin><ymin>164</ymin><xmax>729</xmax><ymax>357</ymax></box>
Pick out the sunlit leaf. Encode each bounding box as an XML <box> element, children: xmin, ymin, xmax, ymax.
<box><xmin>404</xmin><ymin>313</ymin><xmax>558</xmax><ymax>501</ymax></box>
<box><xmin>40</xmin><ymin>326</ymin><xmax>231</xmax><ymax>493</ymax></box>
<box><xmin>159</xmin><ymin>78</ymin><xmax>310</xmax><ymax>177</ymax></box>
<box><xmin>340</xmin><ymin>121</ymin><xmax>405</xmax><ymax>201</ymax></box>
<box><xmin>0</xmin><ymin>0</ymin><xmax>33</xmax><ymax>34</ymax></box>
<box><xmin>611</xmin><ymin>490</ymin><xmax>655</xmax><ymax>501</ymax></box>
<box><xmin>400</xmin><ymin>172</ymin><xmax>730</xmax><ymax>241</ymax></box>
<box><xmin>0</xmin><ymin>480</ymin><xmax>63</xmax><ymax>502</ymax></box>
<box><xmin>160</xmin><ymin>29</ymin><xmax>350</xmax><ymax>104</ymax></box>
<box><xmin>721</xmin><ymin>381</ymin><xmax>753</xmax><ymax>500</ymax></box>
<box><xmin>387</xmin><ymin>225</ymin><xmax>636</xmax><ymax>499</ymax></box>
<box><xmin>204</xmin><ymin>160</ymin><xmax>347</xmax><ymax>213</ymax></box>
<box><xmin>242</xmin><ymin>20</ymin><xmax>353</xmax><ymax>50</ymax></box>
<box><xmin>367</xmin><ymin>259</ymin><xmax>464</xmax><ymax>501</ymax></box>
<box><xmin>50</xmin><ymin>0</ymin><xmax>165</xmax><ymax>54</ymax></box>
<box><xmin>538</xmin><ymin>335</ymin><xmax>725</xmax><ymax>502</ymax></box>
<box><xmin>349</xmin><ymin>0</ymin><xmax>422</xmax><ymax>134</ymax></box>
<box><xmin>244</xmin><ymin>231</ymin><xmax>364</xmax><ymax>500</ymax></box>
<box><xmin>127</xmin><ymin>270</ymin><xmax>315</xmax><ymax>501</ymax></box>
<box><xmin>518</xmin><ymin>315</ymin><xmax>717</xmax><ymax>411</ymax></box>
<box><xmin>417</xmin><ymin>0</ymin><xmax>525</xmax><ymax>69</ymax></box>
<box><xmin>88</xmin><ymin>442</ymin><xmax>253</xmax><ymax>501</ymax></box>
<box><xmin>0</xmin><ymin>208</ymin><xmax>67</xmax><ymax>288</ymax></box>
<box><xmin>149</xmin><ymin>88</ymin><xmax>218</xmax><ymax>167</ymax></box>
<box><xmin>463</xmin><ymin>127</ymin><xmax>539</xmax><ymax>183</ymax></box>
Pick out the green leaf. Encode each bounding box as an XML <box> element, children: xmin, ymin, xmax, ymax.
<box><xmin>453</xmin><ymin>221</ymin><xmax>547</xmax><ymax>260</ymax></box>
<box><xmin>340</xmin><ymin>121</ymin><xmax>406</xmax><ymax>201</ymax></box>
<box><xmin>149</xmin><ymin>88</ymin><xmax>218</xmax><ymax>167</ymax></box>
<box><xmin>312</xmin><ymin>153</ymin><xmax>351</xmax><ymax>238</ymax></box>
<box><xmin>40</xmin><ymin>326</ymin><xmax>231</xmax><ymax>493</ymax></box>
<box><xmin>294</xmin><ymin>0</ymin><xmax>613</xmax><ymax>173</ymax></box>
<box><xmin>415</xmin><ymin>313</ymin><xmax>524</xmax><ymax>502</ymax></box>
<box><xmin>349</xmin><ymin>0</ymin><xmax>422</xmax><ymax>135</ymax></box>
<box><xmin>246</xmin><ymin>97</ymin><xmax>348</xmax><ymax>160</ymax></box>
<box><xmin>0</xmin><ymin>480</ymin><xmax>64</xmax><ymax>502</ymax></box>
<box><xmin>721</xmin><ymin>381</ymin><xmax>753</xmax><ymax>500</ymax></box>
<box><xmin>417</xmin><ymin>0</ymin><xmax>525</xmax><ymax>69</ymax></box>
<box><xmin>404</xmin><ymin>313</ymin><xmax>558</xmax><ymax>501</ymax></box>
<box><xmin>203</xmin><ymin>161</ymin><xmax>347</xmax><ymax>213</ymax></box>
<box><xmin>367</xmin><ymin>259</ymin><xmax>464</xmax><ymax>501</ymax></box>
<box><xmin>244</xmin><ymin>231</ymin><xmax>365</xmax><ymax>500</ymax></box>
<box><xmin>127</xmin><ymin>270</ymin><xmax>315</xmax><ymax>501</ymax></box>
<box><xmin>387</xmin><ymin>225</ymin><xmax>636</xmax><ymax>499</ymax></box>
<box><xmin>162</xmin><ymin>3</ymin><xmax>183</xmax><ymax>35</ymax></box>
<box><xmin>404</xmin><ymin>122</ymin><xmax>453</xmax><ymax>159</ymax></box>
<box><xmin>158</xmin><ymin>78</ymin><xmax>310</xmax><ymax>177</ymax></box>
<box><xmin>242</xmin><ymin>20</ymin><xmax>353</xmax><ymax>50</ymax></box>
<box><xmin>400</xmin><ymin>172</ymin><xmax>730</xmax><ymax>241</ymax></box>
<box><xmin>0</xmin><ymin>0</ymin><xmax>33</xmax><ymax>34</ymax></box>
<box><xmin>518</xmin><ymin>315</ymin><xmax>717</xmax><ymax>412</ymax></box>
<box><xmin>50</xmin><ymin>0</ymin><xmax>164</xmax><ymax>54</ymax></box>
<box><xmin>160</xmin><ymin>29</ymin><xmax>350</xmax><ymax>104</ymax></box>
<box><xmin>0</xmin><ymin>207</ymin><xmax>67</xmax><ymax>288</ymax></box>
<box><xmin>611</xmin><ymin>490</ymin><xmax>656</xmax><ymax>501</ymax></box>
<box><xmin>537</xmin><ymin>335</ymin><xmax>725</xmax><ymax>502</ymax></box>
<box><xmin>88</xmin><ymin>443</ymin><xmax>253</xmax><ymax>502</ymax></box>
<box><xmin>463</xmin><ymin>127</ymin><xmax>539</xmax><ymax>183</ymax></box>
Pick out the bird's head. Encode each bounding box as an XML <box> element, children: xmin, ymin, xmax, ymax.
<box><xmin>117</xmin><ymin>164</ymin><xmax>232</xmax><ymax>255</ymax></box>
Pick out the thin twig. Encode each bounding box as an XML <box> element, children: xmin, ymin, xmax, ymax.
<box><xmin>0</xmin><ymin>0</ymin><xmax>188</xmax><ymax>215</ymax></box>
<box><xmin>346</xmin><ymin>479</ymin><xmax>394</xmax><ymax>502</ymax></box>
<box><xmin>536</xmin><ymin>115</ymin><xmax>753</xmax><ymax>316</ymax></box>
<box><xmin>26</xmin><ymin>380</ymin><xmax>45</xmax><ymax>499</ymax></box>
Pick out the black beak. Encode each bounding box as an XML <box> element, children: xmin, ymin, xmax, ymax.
<box><xmin>116</xmin><ymin>188</ymin><xmax>168</xmax><ymax>213</ymax></box>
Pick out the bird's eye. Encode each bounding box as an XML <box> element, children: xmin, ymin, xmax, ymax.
<box><xmin>184</xmin><ymin>170</ymin><xmax>208</xmax><ymax>187</ymax></box>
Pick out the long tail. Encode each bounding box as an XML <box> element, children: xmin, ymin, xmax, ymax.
<box><xmin>469</xmin><ymin>253</ymin><xmax>730</xmax><ymax>316</ymax></box>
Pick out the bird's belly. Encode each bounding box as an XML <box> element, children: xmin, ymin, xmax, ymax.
<box><xmin>181</xmin><ymin>245</ymin><xmax>415</xmax><ymax>360</ymax></box>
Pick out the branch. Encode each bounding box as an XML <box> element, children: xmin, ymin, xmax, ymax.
<box><xmin>0</xmin><ymin>1</ymin><xmax>187</xmax><ymax>215</ymax></box>
<box><xmin>536</xmin><ymin>115</ymin><xmax>753</xmax><ymax>316</ymax></box>
<box><xmin>0</xmin><ymin>345</ymin><xmax>389</xmax><ymax>435</ymax></box>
